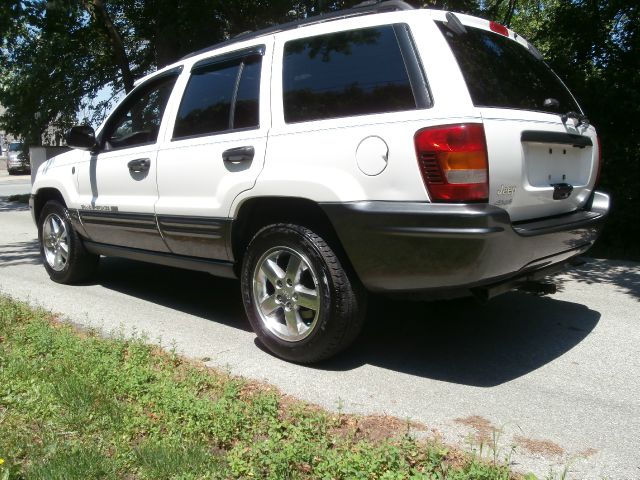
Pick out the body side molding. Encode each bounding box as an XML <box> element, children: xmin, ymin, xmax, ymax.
<box><xmin>83</xmin><ymin>241</ymin><xmax>237</xmax><ymax>279</ymax></box>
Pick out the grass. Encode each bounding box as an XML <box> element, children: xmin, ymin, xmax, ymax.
<box><xmin>0</xmin><ymin>295</ymin><xmax>527</xmax><ymax>479</ymax></box>
<box><xmin>6</xmin><ymin>194</ymin><xmax>29</xmax><ymax>203</ymax></box>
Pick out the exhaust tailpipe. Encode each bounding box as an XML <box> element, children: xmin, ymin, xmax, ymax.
<box><xmin>518</xmin><ymin>281</ymin><xmax>557</xmax><ymax>296</ymax></box>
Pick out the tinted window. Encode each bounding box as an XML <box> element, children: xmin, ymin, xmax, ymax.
<box><xmin>234</xmin><ymin>55</ymin><xmax>261</xmax><ymax>129</ymax></box>
<box><xmin>174</xmin><ymin>54</ymin><xmax>262</xmax><ymax>139</ymax></box>
<box><xmin>436</xmin><ymin>22</ymin><xmax>580</xmax><ymax>114</ymax></box>
<box><xmin>283</xmin><ymin>25</ymin><xmax>416</xmax><ymax>123</ymax></box>
<box><xmin>103</xmin><ymin>75</ymin><xmax>177</xmax><ymax>150</ymax></box>
<box><xmin>174</xmin><ymin>61</ymin><xmax>241</xmax><ymax>139</ymax></box>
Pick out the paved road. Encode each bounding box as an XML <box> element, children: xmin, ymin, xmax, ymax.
<box><xmin>0</xmin><ymin>169</ymin><xmax>31</xmax><ymax>197</ymax></box>
<box><xmin>0</xmin><ymin>199</ymin><xmax>638</xmax><ymax>479</ymax></box>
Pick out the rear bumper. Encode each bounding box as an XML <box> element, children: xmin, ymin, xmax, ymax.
<box><xmin>7</xmin><ymin>158</ymin><xmax>29</xmax><ymax>170</ymax></box>
<box><xmin>320</xmin><ymin>191</ymin><xmax>609</xmax><ymax>297</ymax></box>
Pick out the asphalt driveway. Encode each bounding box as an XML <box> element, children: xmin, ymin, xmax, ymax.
<box><xmin>0</xmin><ymin>198</ymin><xmax>638</xmax><ymax>479</ymax></box>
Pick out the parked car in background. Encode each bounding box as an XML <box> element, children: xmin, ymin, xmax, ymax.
<box><xmin>6</xmin><ymin>142</ymin><xmax>31</xmax><ymax>175</ymax></box>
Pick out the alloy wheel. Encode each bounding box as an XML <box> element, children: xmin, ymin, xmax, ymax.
<box><xmin>252</xmin><ymin>247</ymin><xmax>321</xmax><ymax>342</ymax></box>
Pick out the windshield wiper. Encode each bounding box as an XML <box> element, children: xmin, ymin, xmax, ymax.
<box><xmin>561</xmin><ymin>111</ymin><xmax>589</xmax><ymax>128</ymax></box>
<box><xmin>444</xmin><ymin>12</ymin><xmax>467</xmax><ymax>35</ymax></box>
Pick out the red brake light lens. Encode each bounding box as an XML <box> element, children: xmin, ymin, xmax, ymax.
<box><xmin>415</xmin><ymin>124</ymin><xmax>489</xmax><ymax>203</ymax></box>
<box><xmin>489</xmin><ymin>21</ymin><xmax>509</xmax><ymax>37</ymax></box>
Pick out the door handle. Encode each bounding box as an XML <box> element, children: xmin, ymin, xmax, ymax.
<box><xmin>127</xmin><ymin>158</ymin><xmax>151</xmax><ymax>173</ymax></box>
<box><xmin>222</xmin><ymin>146</ymin><xmax>255</xmax><ymax>164</ymax></box>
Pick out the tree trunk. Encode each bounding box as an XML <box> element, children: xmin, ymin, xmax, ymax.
<box><xmin>502</xmin><ymin>0</ymin><xmax>517</xmax><ymax>27</ymax></box>
<box><xmin>82</xmin><ymin>0</ymin><xmax>135</xmax><ymax>93</ymax></box>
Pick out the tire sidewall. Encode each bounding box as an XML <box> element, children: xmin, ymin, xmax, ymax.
<box><xmin>241</xmin><ymin>225</ymin><xmax>342</xmax><ymax>362</ymax></box>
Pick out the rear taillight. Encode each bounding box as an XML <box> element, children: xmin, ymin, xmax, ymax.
<box><xmin>415</xmin><ymin>123</ymin><xmax>489</xmax><ymax>203</ymax></box>
<box><xmin>489</xmin><ymin>21</ymin><xmax>509</xmax><ymax>37</ymax></box>
<box><xmin>595</xmin><ymin>134</ymin><xmax>602</xmax><ymax>187</ymax></box>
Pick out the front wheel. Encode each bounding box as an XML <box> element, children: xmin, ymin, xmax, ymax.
<box><xmin>241</xmin><ymin>224</ymin><xmax>366</xmax><ymax>363</ymax></box>
<box><xmin>38</xmin><ymin>200</ymin><xmax>98</xmax><ymax>284</ymax></box>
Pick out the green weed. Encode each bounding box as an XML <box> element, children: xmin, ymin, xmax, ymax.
<box><xmin>0</xmin><ymin>295</ymin><xmax>528</xmax><ymax>479</ymax></box>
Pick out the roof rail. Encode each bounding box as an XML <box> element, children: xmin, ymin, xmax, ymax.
<box><xmin>181</xmin><ymin>0</ymin><xmax>416</xmax><ymax>61</ymax></box>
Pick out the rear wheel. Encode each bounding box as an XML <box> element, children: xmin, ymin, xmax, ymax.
<box><xmin>38</xmin><ymin>200</ymin><xmax>98</xmax><ymax>284</ymax></box>
<box><xmin>241</xmin><ymin>224</ymin><xmax>366</xmax><ymax>363</ymax></box>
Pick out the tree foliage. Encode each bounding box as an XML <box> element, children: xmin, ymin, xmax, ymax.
<box><xmin>0</xmin><ymin>0</ymin><xmax>637</xmax><ymax>259</ymax></box>
<box><xmin>0</xmin><ymin>1</ymin><xmax>118</xmax><ymax>144</ymax></box>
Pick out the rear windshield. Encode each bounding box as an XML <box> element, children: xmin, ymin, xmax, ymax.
<box><xmin>9</xmin><ymin>143</ymin><xmax>22</xmax><ymax>152</ymax></box>
<box><xmin>436</xmin><ymin>22</ymin><xmax>580</xmax><ymax>114</ymax></box>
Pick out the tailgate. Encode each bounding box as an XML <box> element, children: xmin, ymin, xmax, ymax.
<box><xmin>483</xmin><ymin>113</ymin><xmax>598</xmax><ymax>221</ymax></box>
<box><xmin>433</xmin><ymin>15</ymin><xmax>600</xmax><ymax>222</ymax></box>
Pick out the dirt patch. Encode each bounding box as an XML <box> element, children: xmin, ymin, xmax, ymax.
<box><xmin>441</xmin><ymin>447</ymin><xmax>469</xmax><ymax>471</ymax></box>
<box><xmin>331</xmin><ymin>414</ymin><xmax>427</xmax><ymax>443</ymax></box>
<box><xmin>514</xmin><ymin>435</ymin><xmax>564</xmax><ymax>457</ymax></box>
<box><xmin>48</xmin><ymin>315</ymin><xmax>97</xmax><ymax>340</ymax></box>
<box><xmin>455</xmin><ymin>415</ymin><xmax>498</xmax><ymax>444</ymax></box>
<box><xmin>239</xmin><ymin>380</ymin><xmax>277</xmax><ymax>400</ymax></box>
<box><xmin>239</xmin><ymin>382</ymin><xmax>430</xmax><ymax>445</ymax></box>
<box><xmin>577</xmin><ymin>447</ymin><xmax>598</xmax><ymax>458</ymax></box>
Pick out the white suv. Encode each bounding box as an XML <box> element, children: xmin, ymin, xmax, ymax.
<box><xmin>30</xmin><ymin>1</ymin><xmax>609</xmax><ymax>363</ymax></box>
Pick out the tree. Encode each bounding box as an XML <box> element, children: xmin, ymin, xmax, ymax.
<box><xmin>82</xmin><ymin>0</ymin><xmax>135</xmax><ymax>92</ymax></box>
<box><xmin>0</xmin><ymin>0</ymin><xmax>299</xmax><ymax>142</ymax></box>
<box><xmin>0</xmin><ymin>1</ymin><xmax>125</xmax><ymax>145</ymax></box>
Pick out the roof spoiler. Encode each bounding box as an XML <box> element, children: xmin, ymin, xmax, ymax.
<box><xmin>352</xmin><ymin>0</ymin><xmax>415</xmax><ymax>12</ymax></box>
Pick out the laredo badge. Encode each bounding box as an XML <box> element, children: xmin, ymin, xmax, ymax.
<box><xmin>80</xmin><ymin>204</ymin><xmax>119</xmax><ymax>212</ymax></box>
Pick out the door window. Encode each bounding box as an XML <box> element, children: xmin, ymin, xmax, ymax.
<box><xmin>233</xmin><ymin>56</ymin><xmax>262</xmax><ymax>130</ymax></box>
<box><xmin>102</xmin><ymin>74</ymin><xmax>178</xmax><ymax>151</ymax></box>
<box><xmin>173</xmin><ymin>53</ymin><xmax>262</xmax><ymax>140</ymax></box>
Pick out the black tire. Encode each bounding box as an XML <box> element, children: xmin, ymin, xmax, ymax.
<box><xmin>7</xmin><ymin>168</ymin><xmax>16</xmax><ymax>175</ymax></box>
<box><xmin>241</xmin><ymin>223</ymin><xmax>366</xmax><ymax>363</ymax></box>
<box><xmin>38</xmin><ymin>200</ymin><xmax>99</xmax><ymax>284</ymax></box>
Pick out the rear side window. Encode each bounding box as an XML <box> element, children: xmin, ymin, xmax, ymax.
<box><xmin>283</xmin><ymin>25</ymin><xmax>417</xmax><ymax>123</ymax></box>
<box><xmin>173</xmin><ymin>53</ymin><xmax>262</xmax><ymax>139</ymax></box>
<box><xmin>436</xmin><ymin>22</ymin><xmax>580</xmax><ymax>114</ymax></box>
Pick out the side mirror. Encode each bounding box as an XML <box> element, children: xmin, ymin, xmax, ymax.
<box><xmin>66</xmin><ymin>125</ymin><xmax>97</xmax><ymax>151</ymax></box>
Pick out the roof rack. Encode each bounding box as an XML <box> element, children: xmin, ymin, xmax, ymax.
<box><xmin>181</xmin><ymin>0</ymin><xmax>415</xmax><ymax>60</ymax></box>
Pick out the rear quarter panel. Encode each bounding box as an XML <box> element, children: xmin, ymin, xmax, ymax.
<box><xmin>234</xmin><ymin>10</ymin><xmax>481</xmax><ymax>213</ymax></box>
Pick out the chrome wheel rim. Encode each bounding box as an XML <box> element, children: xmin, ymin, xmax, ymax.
<box><xmin>252</xmin><ymin>247</ymin><xmax>321</xmax><ymax>342</ymax></box>
<box><xmin>42</xmin><ymin>213</ymin><xmax>70</xmax><ymax>272</ymax></box>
